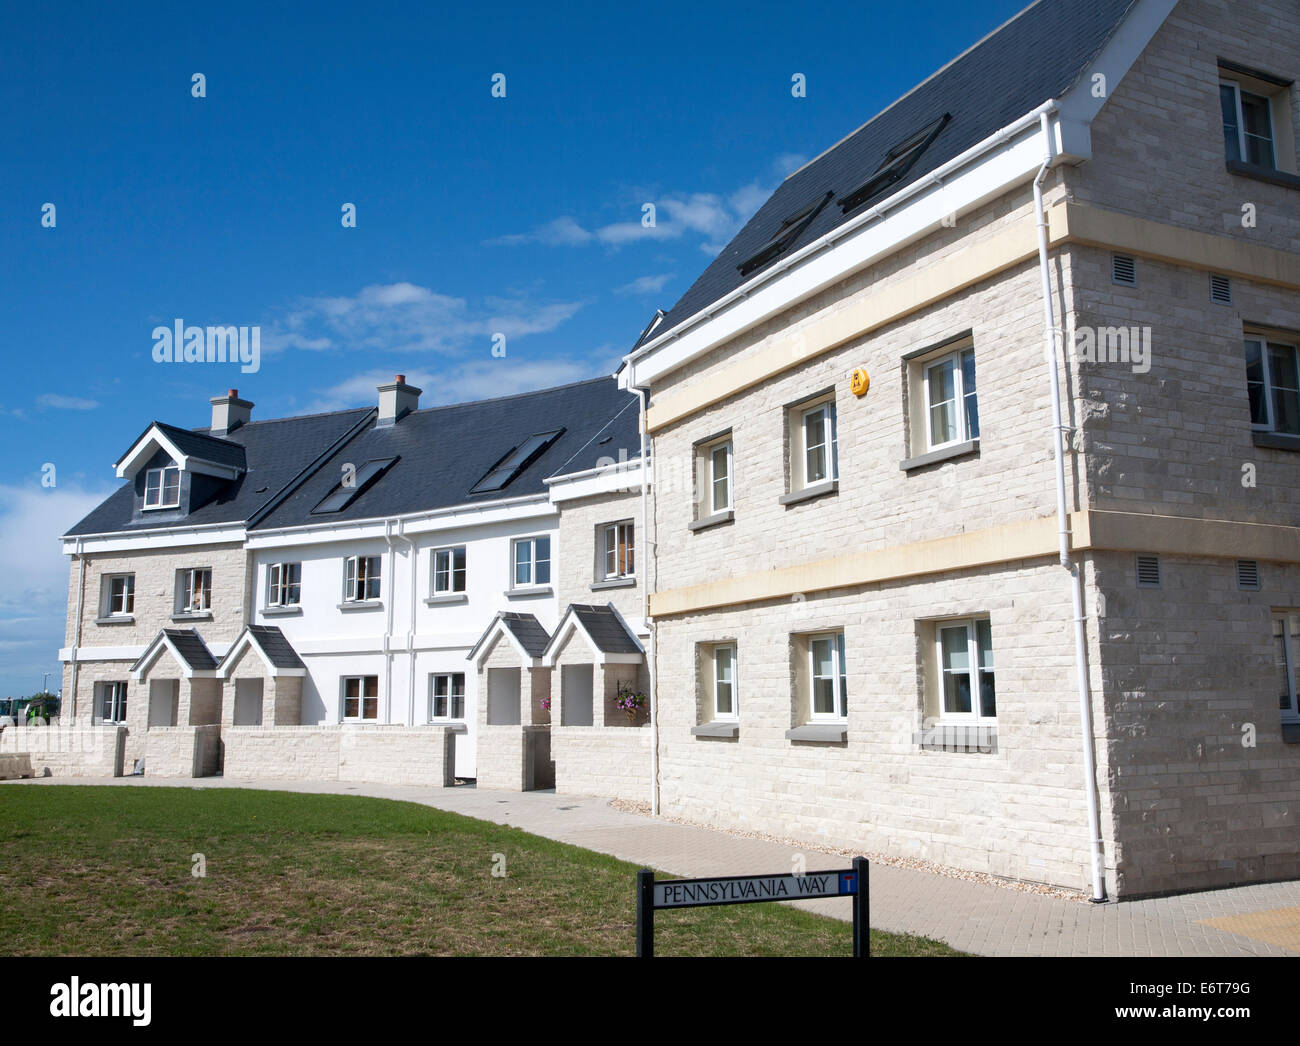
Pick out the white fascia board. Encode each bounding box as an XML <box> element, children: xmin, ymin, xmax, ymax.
<box><xmin>547</xmin><ymin>458</ymin><xmax>647</xmax><ymax>504</ymax></box>
<box><xmin>114</xmin><ymin>426</ymin><xmax>189</xmax><ymax>478</ymax></box>
<box><xmin>1055</xmin><ymin>0</ymin><xmax>1180</xmax><ymax>162</ymax></box>
<box><xmin>411</xmin><ymin>634</ymin><xmax>480</xmax><ymax>651</ymax></box>
<box><xmin>60</xmin><ymin>645</ymin><xmax>146</xmax><ymax>662</ymax></box>
<box><xmin>288</xmin><ymin>636</ymin><xmax>388</xmax><ymax>656</ymax></box>
<box><xmin>246</xmin><ymin>496</ymin><xmax>555</xmax><ymax>550</ymax></box>
<box><xmin>62</xmin><ymin>524</ymin><xmax>246</xmax><ymax>555</ymax></box>
<box><xmin>113</xmin><ymin>427</ymin><xmax>242</xmax><ymax>481</ymax></box>
<box><xmin>628</xmin><ymin>121</ymin><xmax>1053</xmax><ymax>386</ymax></box>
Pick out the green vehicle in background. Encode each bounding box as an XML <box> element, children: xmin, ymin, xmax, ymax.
<box><xmin>0</xmin><ymin>694</ymin><xmax>60</xmax><ymax>727</ymax></box>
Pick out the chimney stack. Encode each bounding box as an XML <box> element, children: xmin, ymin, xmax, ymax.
<box><xmin>377</xmin><ymin>374</ymin><xmax>422</xmax><ymax>427</ymax></box>
<box><xmin>210</xmin><ymin>389</ymin><xmax>253</xmax><ymax>436</ymax></box>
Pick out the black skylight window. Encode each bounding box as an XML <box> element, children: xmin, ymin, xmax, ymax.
<box><xmin>469</xmin><ymin>430</ymin><xmax>564</xmax><ymax>495</ymax></box>
<box><xmin>839</xmin><ymin>113</ymin><xmax>952</xmax><ymax>214</ymax></box>
<box><xmin>737</xmin><ymin>191</ymin><xmax>834</xmax><ymax>277</ymax></box>
<box><xmin>311</xmin><ymin>457</ymin><xmax>399</xmax><ymax>514</ymax></box>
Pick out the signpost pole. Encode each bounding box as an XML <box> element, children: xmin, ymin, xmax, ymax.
<box><xmin>852</xmin><ymin>856</ymin><xmax>869</xmax><ymax>958</ymax></box>
<box><xmin>636</xmin><ymin>868</ymin><xmax>654</xmax><ymax>958</ymax></box>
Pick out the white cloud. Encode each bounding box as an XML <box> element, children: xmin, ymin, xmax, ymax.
<box><xmin>486</xmin><ymin>153</ymin><xmax>801</xmax><ymax>257</ymax></box>
<box><xmin>0</xmin><ymin>482</ymin><xmax>115</xmax><ymax>696</ymax></box>
<box><xmin>260</xmin><ymin>282</ymin><xmax>584</xmax><ymax>359</ymax></box>
<box><xmin>37</xmin><ymin>394</ymin><xmax>98</xmax><ymax>411</ymax></box>
<box><xmin>616</xmin><ymin>273</ymin><xmax>675</xmax><ymax>296</ymax></box>
<box><xmin>302</xmin><ymin>356</ymin><xmax>604</xmax><ymax>415</ymax></box>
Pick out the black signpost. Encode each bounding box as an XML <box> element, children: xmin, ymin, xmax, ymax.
<box><xmin>636</xmin><ymin>855</ymin><xmax>869</xmax><ymax>957</ymax></box>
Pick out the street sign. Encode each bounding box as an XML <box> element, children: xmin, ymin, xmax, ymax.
<box><xmin>636</xmin><ymin>856</ymin><xmax>869</xmax><ymax>957</ymax></box>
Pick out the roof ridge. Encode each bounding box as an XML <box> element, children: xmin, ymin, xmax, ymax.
<box><xmin>190</xmin><ymin>404</ymin><xmax>373</xmax><ymax>434</ymax></box>
<box><xmin>406</xmin><ymin>374</ymin><xmax>613</xmax><ymax>416</ymax></box>
<box><xmin>785</xmin><ymin>0</ymin><xmax>1046</xmax><ymax>181</ymax></box>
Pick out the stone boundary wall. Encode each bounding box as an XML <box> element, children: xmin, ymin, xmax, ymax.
<box><xmin>552</xmin><ymin>725</ymin><xmax>650</xmax><ymax>801</ymax></box>
<box><xmin>0</xmin><ymin>723</ymin><xmax>125</xmax><ymax>777</ymax></box>
<box><xmin>146</xmin><ymin>725</ymin><xmax>222</xmax><ymax>778</ymax></box>
<box><xmin>223</xmin><ymin>725</ymin><xmax>456</xmax><ymax>786</ymax></box>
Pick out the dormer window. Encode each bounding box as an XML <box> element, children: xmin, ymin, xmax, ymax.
<box><xmin>143</xmin><ymin>465</ymin><xmax>180</xmax><ymax>509</ymax></box>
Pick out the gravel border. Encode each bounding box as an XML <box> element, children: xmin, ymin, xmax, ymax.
<box><xmin>608</xmin><ymin>798</ymin><xmax>1090</xmax><ymax>903</ymax></box>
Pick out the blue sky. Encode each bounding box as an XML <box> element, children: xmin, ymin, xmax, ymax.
<box><xmin>0</xmin><ymin>0</ymin><xmax>1027</xmax><ymax>697</ymax></box>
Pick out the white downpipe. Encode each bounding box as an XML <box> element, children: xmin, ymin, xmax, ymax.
<box><xmin>397</xmin><ymin>520</ymin><xmax>418</xmax><ymax>726</ymax></box>
<box><xmin>1033</xmin><ymin>107</ymin><xmax>1106</xmax><ymax>903</ymax></box>
<box><xmin>383</xmin><ymin>521</ymin><xmax>396</xmax><ymax>724</ymax></box>
<box><xmin>70</xmin><ymin>537</ymin><xmax>85</xmax><ymax>720</ymax></box>
<box><xmin>630</xmin><ymin>376</ymin><xmax>659</xmax><ymax>816</ymax></box>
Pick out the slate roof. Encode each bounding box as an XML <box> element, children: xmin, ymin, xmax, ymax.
<box><xmin>467</xmin><ymin>612</ymin><xmax>552</xmax><ymax>663</ymax></box>
<box><xmin>547</xmin><ymin>603</ymin><xmax>643</xmax><ymax>658</ymax></box>
<box><xmin>224</xmin><ymin>625</ymin><xmax>304</xmax><ymax>671</ymax></box>
<box><xmin>66</xmin><ymin>408</ymin><xmax>374</xmax><ymax>536</ymax></box>
<box><xmin>132</xmin><ymin>628</ymin><xmax>217</xmax><ymax>674</ymax></box>
<box><xmin>640</xmin><ymin>0</ymin><xmax>1140</xmax><ymax>346</ymax></box>
<box><xmin>150</xmin><ymin>422</ymin><xmax>248</xmax><ymax>471</ymax></box>
<box><xmin>255</xmin><ymin>377</ymin><xmax>641</xmax><ymax>530</ymax></box>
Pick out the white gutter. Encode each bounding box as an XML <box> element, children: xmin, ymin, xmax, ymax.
<box><xmin>624</xmin><ymin>99</ymin><xmax>1062</xmax><ymax>375</ymax></box>
<box><xmin>1032</xmin><ymin>107</ymin><xmax>1106</xmax><ymax>903</ymax></box>
<box><xmin>245</xmin><ymin>491</ymin><xmax>552</xmax><ymax>543</ymax></box>
<box><xmin>543</xmin><ymin>457</ymin><xmax>645</xmax><ymax>486</ymax></box>
<box><xmin>628</xmin><ymin>374</ymin><xmax>659</xmax><ymax>816</ymax></box>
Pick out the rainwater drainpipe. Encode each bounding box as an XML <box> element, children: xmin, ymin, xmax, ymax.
<box><xmin>628</xmin><ymin>372</ymin><xmax>658</xmax><ymax>816</ymax></box>
<box><xmin>70</xmin><ymin>537</ymin><xmax>85</xmax><ymax>720</ymax></box>
<box><xmin>1033</xmin><ymin>105</ymin><xmax>1107</xmax><ymax>903</ymax></box>
<box><xmin>383</xmin><ymin>520</ymin><xmax>397</xmax><ymax>723</ymax></box>
<box><xmin>396</xmin><ymin>520</ymin><xmax>418</xmax><ymax>725</ymax></box>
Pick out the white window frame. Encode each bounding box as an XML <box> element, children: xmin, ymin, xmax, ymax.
<box><xmin>808</xmin><ymin>631</ymin><xmax>848</xmax><ymax>722</ymax></box>
<box><xmin>934</xmin><ymin>617</ymin><xmax>996</xmax><ymax>723</ymax></box>
<box><xmin>267</xmin><ymin>562</ymin><xmax>302</xmax><ymax>607</ymax></box>
<box><xmin>1245</xmin><ymin>337</ymin><xmax>1300</xmax><ymax>435</ymax></box>
<box><xmin>800</xmin><ymin>402</ymin><xmax>838</xmax><ymax>488</ymax></box>
<box><xmin>709</xmin><ymin>440</ymin><xmax>732</xmax><ymax>513</ymax></box>
<box><xmin>923</xmin><ymin>347</ymin><xmax>979</xmax><ymax>452</ymax></box>
<box><xmin>341</xmin><ymin>675</ymin><xmax>379</xmax><ymax>722</ymax></box>
<box><xmin>512</xmin><ymin>535</ymin><xmax>551</xmax><ymax>588</ymax></box>
<box><xmin>177</xmin><ymin>567</ymin><xmax>212</xmax><ymax>614</ymax></box>
<box><xmin>1274</xmin><ymin>613</ymin><xmax>1300</xmax><ymax>724</ymax></box>
<box><xmin>99</xmin><ymin>681</ymin><xmax>128</xmax><ymax>724</ymax></box>
<box><xmin>103</xmin><ymin>574</ymin><xmax>135</xmax><ymax>617</ymax></box>
<box><xmin>601</xmin><ymin>521</ymin><xmax>635</xmax><ymax>580</ymax></box>
<box><xmin>143</xmin><ymin>465</ymin><xmax>181</xmax><ymax>510</ymax></box>
<box><xmin>712</xmin><ymin>644</ymin><xmax>737</xmax><ymax>720</ymax></box>
<box><xmin>1220</xmin><ymin>79</ymin><xmax>1277</xmax><ymax>169</ymax></box>
<box><xmin>343</xmin><ymin>555</ymin><xmax>382</xmax><ymax>603</ymax></box>
<box><xmin>429</xmin><ymin>672</ymin><xmax>466</xmax><ymax>722</ymax></box>
<box><xmin>432</xmin><ymin>546</ymin><xmax>467</xmax><ymax>595</ymax></box>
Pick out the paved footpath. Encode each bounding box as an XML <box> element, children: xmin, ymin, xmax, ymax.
<box><xmin>5</xmin><ymin>774</ymin><xmax>1300</xmax><ymax>956</ymax></box>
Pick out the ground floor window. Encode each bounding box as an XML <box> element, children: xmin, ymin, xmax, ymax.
<box><xmin>712</xmin><ymin>644</ymin><xmax>737</xmax><ymax>719</ymax></box>
<box><xmin>809</xmin><ymin>632</ymin><xmax>848</xmax><ymax>721</ymax></box>
<box><xmin>430</xmin><ymin>673</ymin><xmax>466</xmax><ymax>720</ymax></box>
<box><xmin>99</xmin><ymin>681</ymin><xmax>128</xmax><ymax>723</ymax></box>
<box><xmin>935</xmin><ymin>618</ymin><xmax>996</xmax><ymax>721</ymax></box>
<box><xmin>342</xmin><ymin>675</ymin><xmax>379</xmax><ymax>721</ymax></box>
<box><xmin>1274</xmin><ymin>613</ymin><xmax>1300</xmax><ymax>721</ymax></box>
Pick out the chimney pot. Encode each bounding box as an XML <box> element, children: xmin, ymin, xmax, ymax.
<box><xmin>377</xmin><ymin>375</ymin><xmax>422</xmax><ymax>427</ymax></box>
<box><xmin>209</xmin><ymin>389</ymin><xmax>253</xmax><ymax>436</ymax></box>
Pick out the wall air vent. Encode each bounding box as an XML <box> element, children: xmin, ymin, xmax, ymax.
<box><xmin>1210</xmin><ymin>273</ymin><xmax>1233</xmax><ymax>305</ymax></box>
<box><xmin>1136</xmin><ymin>553</ymin><xmax>1161</xmax><ymax>588</ymax></box>
<box><xmin>1237</xmin><ymin>559</ymin><xmax>1260</xmax><ymax>590</ymax></box>
<box><xmin>1112</xmin><ymin>253</ymin><xmax>1137</xmax><ymax>286</ymax></box>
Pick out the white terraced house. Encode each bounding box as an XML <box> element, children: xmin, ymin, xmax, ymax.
<box><xmin>17</xmin><ymin>0</ymin><xmax>1300</xmax><ymax>900</ymax></box>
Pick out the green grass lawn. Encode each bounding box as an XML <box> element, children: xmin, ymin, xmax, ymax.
<box><xmin>0</xmin><ymin>785</ymin><xmax>962</xmax><ymax>957</ymax></box>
